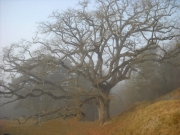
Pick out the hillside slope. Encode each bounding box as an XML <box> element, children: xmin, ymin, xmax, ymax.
<box><xmin>97</xmin><ymin>87</ymin><xmax>180</xmax><ymax>135</ymax></box>
<box><xmin>101</xmin><ymin>100</ymin><xmax>180</xmax><ymax>135</ymax></box>
<box><xmin>157</xmin><ymin>87</ymin><xmax>180</xmax><ymax>101</ymax></box>
<box><xmin>0</xmin><ymin>88</ymin><xmax>180</xmax><ymax>135</ymax></box>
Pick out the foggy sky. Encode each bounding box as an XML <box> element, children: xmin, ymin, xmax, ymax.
<box><xmin>0</xmin><ymin>0</ymin><xmax>82</xmax><ymax>50</ymax></box>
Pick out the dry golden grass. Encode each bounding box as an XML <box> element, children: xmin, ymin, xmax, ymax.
<box><xmin>0</xmin><ymin>118</ymin><xmax>96</xmax><ymax>135</ymax></box>
<box><xmin>1</xmin><ymin>88</ymin><xmax>180</xmax><ymax>135</ymax></box>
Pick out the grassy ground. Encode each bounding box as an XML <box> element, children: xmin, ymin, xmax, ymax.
<box><xmin>1</xmin><ymin>88</ymin><xmax>180</xmax><ymax>135</ymax></box>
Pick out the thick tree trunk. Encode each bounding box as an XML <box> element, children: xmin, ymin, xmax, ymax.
<box><xmin>97</xmin><ymin>97</ymin><xmax>110</xmax><ymax>125</ymax></box>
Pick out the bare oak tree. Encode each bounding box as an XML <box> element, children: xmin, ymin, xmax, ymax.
<box><xmin>0</xmin><ymin>0</ymin><xmax>180</xmax><ymax>124</ymax></box>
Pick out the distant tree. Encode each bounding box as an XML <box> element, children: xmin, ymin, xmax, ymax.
<box><xmin>1</xmin><ymin>54</ymin><xmax>96</xmax><ymax>123</ymax></box>
<box><xmin>0</xmin><ymin>0</ymin><xmax>180</xmax><ymax>124</ymax></box>
<box><xmin>12</xmin><ymin>57</ymin><xmax>95</xmax><ymax>122</ymax></box>
<box><xmin>157</xmin><ymin>43</ymin><xmax>180</xmax><ymax>94</ymax></box>
<box><xmin>12</xmin><ymin>67</ymin><xmax>66</xmax><ymax>120</ymax></box>
<box><xmin>131</xmin><ymin>50</ymin><xmax>160</xmax><ymax>100</ymax></box>
<box><xmin>123</xmin><ymin>42</ymin><xmax>180</xmax><ymax>104</ymax></box>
